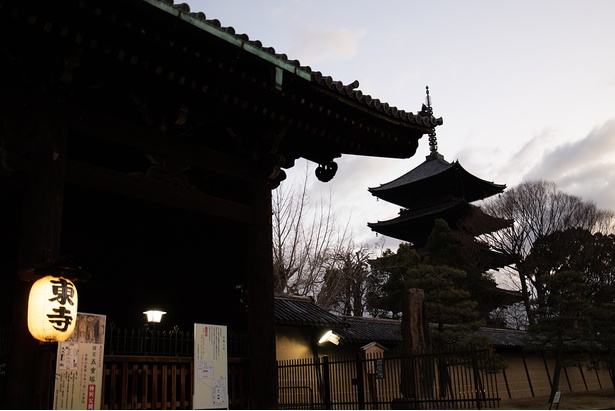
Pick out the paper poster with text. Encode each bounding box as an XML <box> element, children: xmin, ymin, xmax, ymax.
<box><xmin>53</xmin><ymin>313</ymin><xmax>106</xmax><ymax>410</ymax></box>
<box><xmin>194</xmin><ymin>323</ymin><xmax>228</xmax><ymax>410</ymax></box>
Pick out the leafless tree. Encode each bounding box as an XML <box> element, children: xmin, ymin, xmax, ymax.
<box><xmin>481</xmin><ymin>180</ymin><xmax>615</xmax><ymax>324</ymax></box>
<box><xmin>271</xmin><ymin>165</ymin><xmax>352</xmax><ymax>298</ymax></box>
<box><xmin>316</xmin><ymin>243</ymin><xmax>373</xmax><ymax>316</ymax></box>
<box><xmin>489</xmin><ymin>302</ymin><xmax>529</xmax><ymax>330</ymax></box>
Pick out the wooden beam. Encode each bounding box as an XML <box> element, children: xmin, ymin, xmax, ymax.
<box><xmin>66</xmin><ymin>160</ymin><xmax>254</xmax><ymax>223</ymax></box>
<box><xmin>67</xmin><ymin>106</ymin><xmax>252</xmax><ymax>182</ymax></box>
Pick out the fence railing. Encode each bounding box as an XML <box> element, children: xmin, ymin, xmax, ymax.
<box><xmin>0</xmin><ymin>324</ymin><xmax>502</xmax><ymax>409</ymax></box>
<box><xmin>104</xmin><ymin>325</ymin><xmax>194</xmax><ymax>357</ymax></box>
<box><xmin>277</xmin><ymin>347</ymin><xmax>502</xmax><ymax>410</ymax></box>
<box><xmin>104</xmin><ymin>323</ymin><xmax>248</xmax><ymax>358</ymax></box>
<box><xmin>102</xmin><ymin>337</ymin><xmax>501</xmax><ymax>410</ymax></box>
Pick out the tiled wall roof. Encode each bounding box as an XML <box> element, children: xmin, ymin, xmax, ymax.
<box><xmin>274</xmin><ymin>295</ymin><xmax>529</xmax><ymax>348</ymax></box>
<box><xmin>336</xmin><ymin>316</ymin><xmax>403</xmax><ymax>345</ymax></box>
<box><xmin>274</xmin><ymin>295</ymin><xmax>348</xmax><ymax>328</ymax></box>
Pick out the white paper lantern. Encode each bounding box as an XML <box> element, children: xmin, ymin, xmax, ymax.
<box><xmin>27</xmin><ymin>275</ymin><xmax>78</xmax><ymax>342</ymax></box>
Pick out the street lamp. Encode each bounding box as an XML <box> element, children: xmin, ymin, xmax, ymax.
<box><xmin>318</xmin><ymin>330</ymin><xmax>340</xmax><ymax>345</ymax></box>
<box><xmin>143</xmin><ymin>310</ymin><xmax>166</xmax><ymax>323</ymax></box>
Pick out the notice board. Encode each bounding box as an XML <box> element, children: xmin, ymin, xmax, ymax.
<box><xmin>194</xmin><ymin>323</ymin><xmax>228</xmax><ymax>410</ymax></box>
<box><xmin>53</xmin><ymin>312</ymin><xmax>106</xmax><ymax>410</ymax></box>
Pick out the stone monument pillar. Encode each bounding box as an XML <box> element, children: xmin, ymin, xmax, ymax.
<box><xmin>398</xmin><ymin>288</ymin><xmax>432</xmax><ymax>402</ymax></box>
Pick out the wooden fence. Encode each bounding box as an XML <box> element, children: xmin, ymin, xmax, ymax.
<box><xmin>101</xmin><ymin>324</ymin><xmax>249</xmax><ymax>409</ymax></box>
<box><xmin>103</xmin><ymin>356</ymin><xmax>192</xmax><ymax>410</ymax></box>
<box><xmin>102</xmin><ymin>356</ymin><xmax>248</xmax><ymax>410</ymax></box>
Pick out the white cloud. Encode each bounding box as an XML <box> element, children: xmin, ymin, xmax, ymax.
<box><xmin>489</xmin><ymin>128</ymin><xmax>559</xmax><ymax>187</ymax></box>
<box><xmin>290</xmin><ymin>26</ymin><xmax>367</xmax><ymax>64</ymax></box>
<box><xmin>523</xmin><ymin>119</ymin><xmax>615</xmax><ymax>181</ymax></box>
<box><xmin>475</xmin><ymin>118</ymin><xmax>615</xmax><ymax>211</ymax></box>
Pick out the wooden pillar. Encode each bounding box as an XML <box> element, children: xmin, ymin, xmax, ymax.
<box><xmin>7</xmin><ymin>109</ymin><xmax>67</xmax><ymax>409</ymax></box>
<box><xmin>246</xmin><ymin>178</ymin><xmax>278</xmax><ymax>409</ymax></box>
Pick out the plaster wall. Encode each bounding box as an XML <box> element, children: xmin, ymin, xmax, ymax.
<box><xmin>497</xmin><ymin>350</ymin><xmax>612</xmax><ymax>400</ymax></box>
<box><xmin>275</xmin><ymin>326</ymin><xmax>315</xmax><ymax>361</ymax></box>
<box><xmin>275</xmin><ymin>326</ymin><xmax>364</xmax><ymax>360</ymax></box>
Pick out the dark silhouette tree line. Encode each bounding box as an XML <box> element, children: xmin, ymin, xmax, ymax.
<box><xmin>520</xmin><ymin>227</ymin><xmax>615</xmax><ymax>400</ymax></box>
<box><xmin>481</xmin><ymin>180</ymin><xmax>614</xmax><ymax>325</ymax></box>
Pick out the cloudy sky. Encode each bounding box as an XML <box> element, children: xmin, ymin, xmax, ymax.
<box><xmin>190</xmin><ymin>0</ymin><xmax>615</xmax><ymax>251</ymax></box>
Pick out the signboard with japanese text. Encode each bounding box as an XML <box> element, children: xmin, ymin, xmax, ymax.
<box><xmin>53</xmin><ymin>313</ymin><xmax>106</xmax><ymax>410</ymax></box>
<box><xmin>194</xmin><ymin>323</ymin><xmax>228</xmax><ymax>410</ymax></box>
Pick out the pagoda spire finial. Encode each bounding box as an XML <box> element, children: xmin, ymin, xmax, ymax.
<box><xmin>425</xmin><ymin>86</ymin><xmax>439</xmax><ymax>156</ymax></box>
<box><xmin>425</xmin><ymin>85</ymin><xmax>433</xmax><ymax>114</ymax></box>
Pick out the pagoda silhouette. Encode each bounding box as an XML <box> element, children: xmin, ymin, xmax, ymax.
<box><xmin>367</xmin><ymin>88</ymin><xmax>519</xmax><ymax>322</ymax></box>
<box><xmin>368</xmin><ymin>87</ymin><xmax>512</xmax><ymax>269</ymax></box>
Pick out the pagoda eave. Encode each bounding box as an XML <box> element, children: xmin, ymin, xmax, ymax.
<box><xmin>368</xmin><ymin>200</ymin><xmax>472</xmax><ymax>246</ymax></box>
<box><xmin>369</xmin><ymin>158</ymin><xmax>505</xmax><ymax>209</ymax></box>
<box><xmin>368</xmin><ymin>200</ymin><xmax>510</xmax><ymax>247</ymax></box>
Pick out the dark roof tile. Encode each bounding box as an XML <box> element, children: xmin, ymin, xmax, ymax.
<box><xmin>168</xmin><ymin>0</ymin><xmax>441</xmax><ymax>128</ymax></box>
<box><xmin>335</xmin><ymin>316</ymin><xmax>402</xmax><ymax>345</ymax></box>
<box><xmin>335</xmin><ymin>317</ymin><xmax>528</xmax><ymax>349</ymax></box>
<box><xmin>473</xmin><ymin>328</ymin><xmax>528</xmax><ymax>348</ymax></box>
<box><xmin>274</xmin><ymin>294</ymin><xmax>348</xmax><ymax>328</ymax></box>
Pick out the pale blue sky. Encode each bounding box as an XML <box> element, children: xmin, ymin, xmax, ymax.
<box><xmin>190</xmin><ymin>1</ymin><xmax>615</xmax><ymax>250</ymax></box>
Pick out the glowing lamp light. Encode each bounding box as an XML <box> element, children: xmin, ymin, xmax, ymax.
<box><xmin>143</xmin><ymin>310</ymin><xmax>166</xmax><ymax>323</ymax></box>
<box><xmin>318</xmin><ymin>330</ymin><xmax>340</xmax><ymax>345</ymax></box>
<box><xmin>27</xmin><ymin>275</ymin><xmax>78</xmax><ymax>343</ymax></box>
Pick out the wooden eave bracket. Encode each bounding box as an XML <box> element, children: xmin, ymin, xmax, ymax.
<box><xmin>18</xmin><ymin>257</ymin><xmax>92</xmax><ymax>283</ymax></box>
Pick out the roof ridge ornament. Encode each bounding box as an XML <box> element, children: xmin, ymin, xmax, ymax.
<box><xmin>425</xmin><ymin>86</ymin><xmax>438</xmax><ymax>154</ymax></box>
<box><xmin>424</xmin><ymin>86</ymin><xmax>443</xmax><ymax>161</ymax></box>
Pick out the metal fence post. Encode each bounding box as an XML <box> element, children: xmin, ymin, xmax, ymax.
<box><xmin>322</xmin><ymin>356</ymin><xmax>331</xmax><ymax>409</ymax></box>
<box><xmin>355</xmin><ymin>353</ymin><xmax>366</xmax><ymax>409</ymax></box>
<box><xmin>471</xmin><ymin>346</ymin><xmax>482</xmax><ymax>410</ymax></box>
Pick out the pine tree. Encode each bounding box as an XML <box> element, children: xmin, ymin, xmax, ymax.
<box><xmin>368</xmin><ymin>219</ymin><xmax>484</xmax><ymax>348</ymax></box>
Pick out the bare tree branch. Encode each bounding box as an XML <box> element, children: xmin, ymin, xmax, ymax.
<box><xmin>481</xmin><ymin>180</ymin><xmax>615</xmax><ymax>324</ymax></box>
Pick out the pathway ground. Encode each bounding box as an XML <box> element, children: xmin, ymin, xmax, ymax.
<box><xmin>495</xmin><ymin>388</ymin><xmax>615</xmax><ymax>410</ymax></box>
